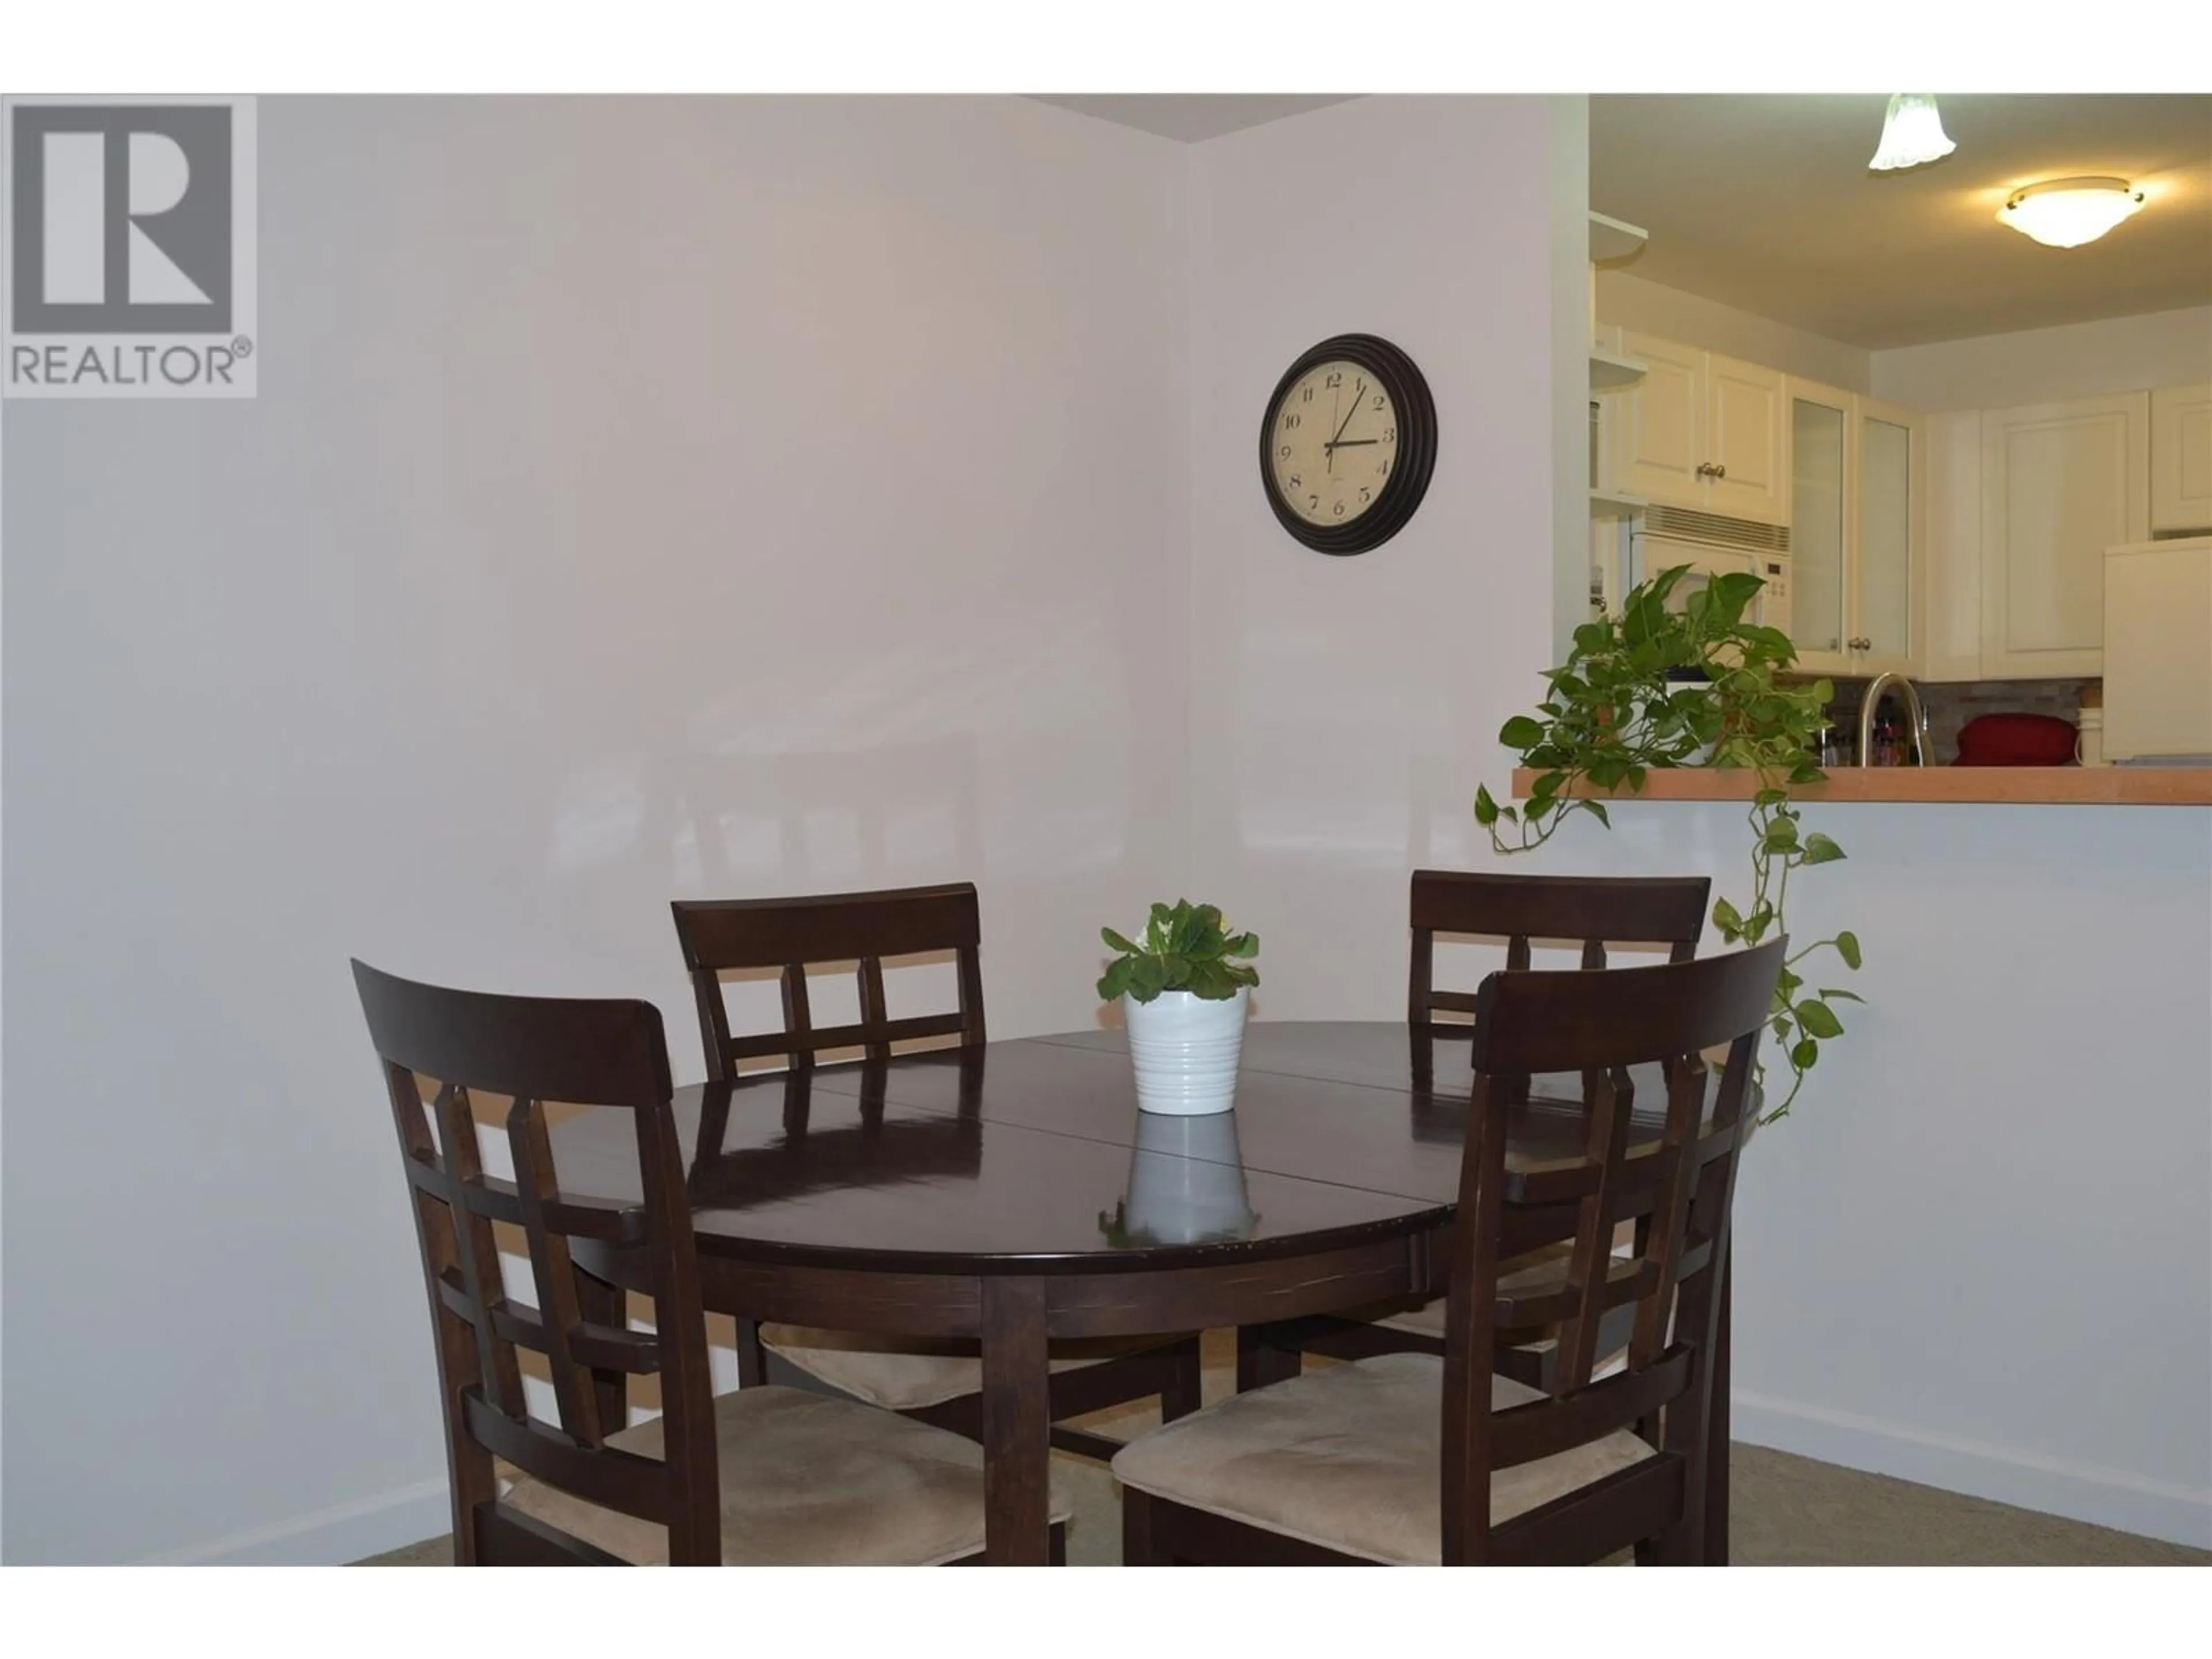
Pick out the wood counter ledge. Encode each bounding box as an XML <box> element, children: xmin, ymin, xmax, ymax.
<box><xmin>1508</xmin><ymin>767</ymin><xmax>2212</xmax><ymax>807</ymax></box>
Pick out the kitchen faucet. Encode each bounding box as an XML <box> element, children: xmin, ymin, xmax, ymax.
<box><xmin>1857</xmin><ymin>671</ymin><xmax>1931</xmax><ymax>767</ymax></box>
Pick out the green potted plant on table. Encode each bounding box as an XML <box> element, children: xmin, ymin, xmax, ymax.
<box><xmin>1097</xmin><ymin>900</ymin><xmax>1260</xmax><ymax>1116</ymax></box>
<box><xmin>1474</xmin><ymin>565</ymin><xmax>1863</xmax><ymax>1122</ymax></box>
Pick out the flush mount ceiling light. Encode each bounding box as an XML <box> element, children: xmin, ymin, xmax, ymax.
<box><xmin>1998</xmin><ymin>177</ymin><xmax>2147</xmax><ymax>248</ymax></box>
<box><xmin>1868</xmin><ymin>94</ymin><xmax>1956</xmax><ymax>171</ymax></box>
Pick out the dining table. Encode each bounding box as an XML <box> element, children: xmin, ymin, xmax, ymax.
<box><xmin>554</xmin><ymin>1020</ymin><xmax>1734</xmax><ymax>1565</ymax></box>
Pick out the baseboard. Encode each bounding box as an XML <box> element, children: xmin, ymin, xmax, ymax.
<box><xmin>149</xmin><ymin>1476</ymin><xmax>450</xmax><ymax>1566</ymax></box>
<box><xmin>1732</xmin><ymin>1389</ymin><xmax>2212</xmax><ymax>1551</ymax></box>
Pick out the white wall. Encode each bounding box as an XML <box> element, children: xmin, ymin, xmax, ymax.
<box><xmin>1872</xmin><ymin>306</ymin><xmax>2212</xmax><ymax>410</ymax></box>
<box><xmin>0</xmin><ymin>96</ymin><xmax>1192</xmax><ymax>1564</ymax></box>
<box><xmin>1184</xmin><ymin>96</ymin><xmax>1573</xmax><ymax>1012</ymax></box>
<box><xmin>1527</xmin><ymin>803</ymin><xmax>2212</xmax><ymax>1548</ymax></box>
<box><xmin>1597</xmin><ymin>269</ymin><xmax>1872</xmax><ymax>392</ymax></box>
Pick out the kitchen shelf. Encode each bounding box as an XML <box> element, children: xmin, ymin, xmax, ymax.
<box><xmin>1511</xmin><ymin>766</ymin><xmax>2212</xmax><ymax>807</ymax></box>
<box><xmin>1590</xmin><ymin>347</ymin><xmax>1648</xmax><ymax>390</ymax></box>
<box><xmin>1589</xmin><ymin>486</ymin><xmax>1649</xmax><ymax>518</ymax></box>
<box><xmin>1589</xmin><ymin>211</ymin><xmax>1649</xmax><ymax>265</ymax></box>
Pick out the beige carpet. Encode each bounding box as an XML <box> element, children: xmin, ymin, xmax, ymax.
<box><xmin>359</xmin><ymin>1338</ymin><xmax>2207</xmax><ymax>1567</ymax></box>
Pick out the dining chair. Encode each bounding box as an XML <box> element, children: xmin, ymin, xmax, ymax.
<box><xmin>1113</xmin><ymin>938</ymin><xmax>1783</xmax><ymax>1566</ymax></box>
<box><xmin>670</xmin><ymin>884</ymin><xmax>1203</xmax><ymax>1459</ymax></box>
<box><xmin>353</xmin><ymin>958</ymin><xmax>1067</xmax><ymax>1564</ymax></box>
<box><xmin>1243</xmin><ymin>869</ymin><xmax>1712</xmax><ymax>1389</ymax></box>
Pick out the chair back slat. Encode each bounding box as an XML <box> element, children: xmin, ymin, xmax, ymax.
<box><xmin>1407</xmin><ymin>870</ymin><xmax>1710</xmax><ymax>1028</ymax></box>
<box><xmin>353</xmin><ymin>959</ymin><xmax>719</xmax><ymax>1565</ymax></box>
<box><xmin>1436</xmin><ymin>938</ymin><xmax>1785</xmax><ymax>1564</ymax></box>
<box><xmin>671</xmin><ymin>883</ymin><xmax>986</xmax><ymax>1078</ymax></box>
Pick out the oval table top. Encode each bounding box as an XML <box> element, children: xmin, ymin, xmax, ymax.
<box><xmin>544</xmin><ymin>1021</ymin><xmax>1694</xmax><ymax>1275</ymax></box>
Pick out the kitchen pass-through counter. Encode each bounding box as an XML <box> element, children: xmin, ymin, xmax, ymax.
<box><xmin>1510</xmin><ymin>767</ymin><xmax>2212</xmax><ymax>807</ymax></box>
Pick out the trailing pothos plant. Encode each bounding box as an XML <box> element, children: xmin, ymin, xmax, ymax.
<box><xmin>1472</xmin><ymin>565</ymin><xmax>1862</xmax><ymax>1122</ymax></box>
<box><xmin>1097</xmin><ymin>900</ymin><xmax>1260</xmax><ymax>1004</ymax></box>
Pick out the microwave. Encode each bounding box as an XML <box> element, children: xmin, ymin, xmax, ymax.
<box><xmin>1631</xmin><ymin>506</ymin><xmax>1793</xmax><ymax>635</ymax></box>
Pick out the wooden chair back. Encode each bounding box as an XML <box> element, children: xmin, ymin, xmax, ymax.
<box><xmin>670</xmin><ymin>882</ymin><xmax>986</xmax><ymax>1079</ymax></box>
<box><xmin>353</xmin><ymin>960</ymin><xmax>719</xmax><ymax>1565</ymax></box>
<box><xmin>1437</xmin><ymin>938</ymin><xmax>1785</xmax><ymax>1564</ymax></box>
<box><xmin>1407</xmin><ymin>870</ymin><xmax>1711</xmax><ymax>1027</ymax></box>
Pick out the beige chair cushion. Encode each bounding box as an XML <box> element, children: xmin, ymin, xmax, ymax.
<box><xmin>760</xmin><ymin>1325</ymin><xmax>1166</xmax><ymax>1411</ymax></box>
<box><xmin>504</xmin><ymin>1384</ymin><xmax>1069</xmax><ymax>1565</ymax></box>
<box><xmin>1109</xmin><ymin>1352</ymin><xmax>1654</xmax><ymax>1566</ymax></box>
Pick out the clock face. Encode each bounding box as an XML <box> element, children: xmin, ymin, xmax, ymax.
<box><xmin>1257</xmin><ymin>334</ymin><xmax>1435</xmax><ymax>557</ymax></box>
<box><xmin>1267</xmin><ymin>361</ymin><xmax>1400</xmax><ymax>529</ymax></box>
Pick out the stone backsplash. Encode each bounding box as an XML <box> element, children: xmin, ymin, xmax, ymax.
<box><xmin>1818</xmin><ymin>677</ymin><xmax>2096</xmax><ymax>766</ymax></box>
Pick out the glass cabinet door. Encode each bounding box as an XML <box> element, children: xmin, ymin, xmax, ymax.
<box><xmin>1857</xmin><ymin>398</ymin><xmax>1921</xmax><ymax>669</ymax></box>
<box><xmin>1789</xmin><ymin>384</ymin><xmax>1851</xmax><ymax>665</ymax></box>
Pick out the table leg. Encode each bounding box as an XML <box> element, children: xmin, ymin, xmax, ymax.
<box><xmin>1236</xmin><ymin>1324</ymin><xmax>1300</xmax><ymax>1393</ymax></box>
<box><xmin>1704</xmin><ymin>1240</ymin><xmax>1732</xmax><ymax>1565</ymax></box>
<box><xmin>979</xmin><ymin>1276</ymin><xmax>1052</xmax><ymax>1565</ymax></box>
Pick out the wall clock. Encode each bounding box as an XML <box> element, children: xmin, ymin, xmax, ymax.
<box><xmin>1259</xmin><ymin>333</ymin><xmax>1437</xmax><ymax>556</ymax></box>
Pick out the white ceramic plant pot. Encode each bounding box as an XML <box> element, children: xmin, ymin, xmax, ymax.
<box><xmin>1122</xmin><ymin>986</ymin><xmax>1249</xmax><ymax>1116</ymax></box>
<box><xmin>1123</xmin><ymin>1111</ymin><xmax>1255</xmax><ymax>1244</ymax></box>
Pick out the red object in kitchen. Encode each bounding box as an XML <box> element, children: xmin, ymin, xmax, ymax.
<box><xmin>1953</xmin><ymin>712</ymin><xmax>2080</xmax><ymax>766</ymax></box>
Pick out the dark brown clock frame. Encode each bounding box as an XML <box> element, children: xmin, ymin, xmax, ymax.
<box><xmin>1257</xmin><ymin>332</ymin><xmax>1437</xmax><ymax>556</ymax></box>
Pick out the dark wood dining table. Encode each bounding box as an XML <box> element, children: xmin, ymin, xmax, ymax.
<box><xmin>555</xmin><ymin>1020</ymin><xmax>1733</xmax><ymax>1565</ymax></box>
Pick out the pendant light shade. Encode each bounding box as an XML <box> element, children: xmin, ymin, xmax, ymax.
<box><xmin>1998</xmin><ymin>177</ymin><xmax>2147</xmax><ymax>248</ymax></box>
<box><xmin>1868</xmin><ymin>94</ymin><xmax>1957</xmax><ymax>172</ymax></box>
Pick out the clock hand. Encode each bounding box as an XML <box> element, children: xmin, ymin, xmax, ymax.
<box><xmin>1326</xmin><ymin>378</ymin><xmax>1366</xmax><ymax>449</ymax></box>
<box><xmin>1327</xmin><ymin>438</ymin><xmax>1379</xmax><ymax>448</ymax></box>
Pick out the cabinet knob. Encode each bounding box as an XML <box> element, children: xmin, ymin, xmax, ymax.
<box><xmin>1849</xmin><ymin>636</ymin><xmax>1872</xmax><ymax>650</ymax></box>
<box><xmin>1695</xmin><ymin>461</ymin><xmax>1715</xmax><ymax>478</ymax></box>
<box><xmin>1713</xmin><ymin>463</ymin><xmax>1727</xmax><ymax>479</ymax></box>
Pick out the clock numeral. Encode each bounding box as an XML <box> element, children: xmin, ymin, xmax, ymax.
<box><xmin>1308</xmin><ymin>495</ymin><xmax>1319</xmax><ymax>510</ymax></box>
<box><xmin>1359</xmin><ymin>486</ymin><xmax>1372</xmax><ymax>503</ymax></box>
<box><xmin>1282</xmin><ymin>412</ymin><xmax>1301</xmax><ymax>430</ymax></box>
<box><xmin>1325</xmin><ymin>372</ymin><xmax>1342</xmax><ymax>389</ymax></box>
<box><xmin>1382</xmin><ymin>427</ymin><xmax>1396</xmax><ymax>443</ymax></box>
<box><xmin>1279</xmin><ymin>445</ymin><xmax>1293</xmax><ymax>459</ymax></box>
<box><xmin>1287</xmin><ymin>474</ymin><xmax>1302</xmax><ymax>489</ymax></box>
<box><xmin>1372</xmin><ymin>395</ymin><xmax>1385</xmax><ymax>411</ymax></box>
<box><xmin>1378</xmin><ymin>457</ymin><xmax>1391</xmax><ymax>477</ymax></box>
<box><xmin>1301</xmin><ymin>385</ymin><xmax>1315</xmax><ymax>403</ymax></box>
<box><xmin>1333</xmin><ymin>500</ymin><xmax>1346</xmax><ymax>517</ymax></box>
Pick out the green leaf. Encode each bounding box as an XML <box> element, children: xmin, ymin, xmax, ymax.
<box><xmin>1712</xmin><ymin>896</ymin><xmax>1743</xmax><ymax>935</ymax></box>
<box><xmin>1835</xmin><ymin>930</ymin><xmax>1862</xmax><ymax>971</ymax></box>
<box><xmin>1499</xmin><ymin>715</ymin><xmax>1547</xmax><ymax>749</ymax></box>
<box><xmin>1474</xmin><ymin>785</ymin><xmax>1498</xmax><ymax>827</ymax></box>
<box><xmin>1101</xmin><ymin>927</ymin><xmax>1140</xmax><ymax>955</ymax></box>
<box><xmin>1097</xmin><ymin>958</ymin><xmax>1135</xmax><ymax>1003</ymax></box>
<box><xmin>1819</xmin><ymin>988</ymin><xmax>1864</xmax><ymax>1003</ymax></box>
<box><xmin>1222</xmin><ymin>930</ymin><xmax>1258</xmax><ymax>959</ymax></box>
<box><xmin>1776</xmin><ymin>966</ymin><xmax>1802</xmax><ymax>997</ymax></box>
<box><xmin>1800</xmin><ymin>832</ymin><xmax>1846</xmax><ymax>865</ymax></box>
<box><xmin>1790</xmin><ymin>1038</ymin><xmax>1819</xmax><ymax>1070</ymax></box>
<box><xmin>1583</xmin><ymin>800</ymin><xmax>1610</xmax><ymax>828</ymax></box>
<box><xmin>1128</xmin><ymin>956</ymin><xmax>1168</xmax><ymax>1002</ymax></box>
<box><xmin>1796</xmin><ymin>999</ymin><xmax>1843</xmax><ymax>1039</ymax></box>
<box><xmin>1753</xmin><ymin>787</ymin><xmax>1789</xmax><ymax>808</ymax></box>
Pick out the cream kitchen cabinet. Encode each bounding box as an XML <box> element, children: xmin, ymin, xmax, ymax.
<box><xmin>1979</xmin><ymin>392</ymin><xmax>2149</xmax><ymax>680</ymax></box>
<box><xmin>2150</xmin><ymin>383</ymin><xmax>2212</xmax><ymax>533</ymax></box>
<box><xmin>1786</xmin><ymin>379</ymin><xmax>1926</xmax><ymax>679</ymax></box>
<box><xmin>1612</xmin><ymin>334</ymin><xmax>1786</xmax><ymax>522</ymax></box>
